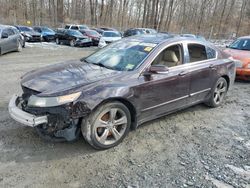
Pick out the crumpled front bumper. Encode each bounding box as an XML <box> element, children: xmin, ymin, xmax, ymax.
<box><xmin>8</xmin><ymin>94</ymin><xmax>48</xmax><ymax>127</ymax></box>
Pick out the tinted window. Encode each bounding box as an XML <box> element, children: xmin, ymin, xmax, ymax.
<box><xmin>67</xmin><ymin>30</ymin><xmax>83</xmax><ymax>36</ymax></box>
<box><xmin>7</xmin><ymin>28</ymin><xmax>15</xmax><ymax>36</ymax></box>
<box><xmin>70</xmin><ymin>26</ymin><xmax>78</xmax><ymax>30</ymax></box>
<box><xmin>65</xmin><ymin>25</ymin><xmax>70</xmax><ymax>29</ymax></box>
<box><xmin>152</xmin><ymin>45</ymin><xmax>182</xmax><ymax>67</ymax></box>
<box><xmin>188</xmin><ymin>44</ymin><xmax>207</xmax><ymax>63</ymax></box>
<box><xmin>206</xmin><ymin>47</ymin><xmax>216</xmax><ymax>59</ymax></box>
<box><xmin>1</xmin><ymin>29</ymin><xmax>8</xmax><ymax>37</ymax></box>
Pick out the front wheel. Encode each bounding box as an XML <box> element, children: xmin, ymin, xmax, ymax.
<box><xmin>70</xmin><ymin>39</ymin><xmax>76</xmax><ymax>47</ymax></box>
<box><xmin>81</xmin><ymin>102</ymin><xmax>131</xmax><ymax>149</ymax></box>
<box><xmin>205</xmin><ymin>77</ymin><xmax>228</xmax><ymax>107</ymax></box>
<box><xmin>55</xmin><ymin>38</ymin><xmax>60</xmax><ymax>45</ymax></box>
<box><xmin>17</xmin><ymin>41</ymin><xmax>22</xmax><ymax>52</ymax></box>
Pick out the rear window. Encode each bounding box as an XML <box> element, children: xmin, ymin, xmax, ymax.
<box><xmin>188</xmin><ymin>44</ymin><xmax>207</xmax><ymax>63</ymax></box>
<box><xmin>70</xmin><ymin>26</ymin><xmax>79</xmax><ymax>30</ymax></box>
<box><xmin>206</xmin><ymin>47</ymin><xmax>216</xmax><ymax>59</ymax></box>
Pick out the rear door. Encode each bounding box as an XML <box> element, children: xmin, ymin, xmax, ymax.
<box><xmin>184</xmin><ymin>43</ymin><xmax>218</xmax><ymax>104</ymax></box>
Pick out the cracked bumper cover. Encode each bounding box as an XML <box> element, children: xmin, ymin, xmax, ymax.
<box><xmin>8</xmin><ymin>94</ymin><xmax>48</xmax><ymax>127</ymax></box>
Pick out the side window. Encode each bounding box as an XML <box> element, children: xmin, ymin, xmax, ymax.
<box><xmin>152</xmin><ymin>45</ymin><xmax>182</xmax><ymax>67</ymax></box>
<box><xmin>71</xmin><ymin>26</ymin><xmax>78</xmax><ymax>30</ymax></box>
<box><xmin>65</xmin><ymin>25</ymin><xmax>70</xmax><ymax>29</ymax></box>
<box><xmin>188</xmin><ymin>44</ymin><xmax>207</xmax><ymax>63</ymax></box>
<box><xmin>7</xmin><ymin>28</ymin><xmax>15</xmax><ymax>36</ymax></box>
<box><xmin>1</xmin><ymin>29</ymin><xmax>8</xmax><ymax>38</ymax></box>
<box><xmin>206</xmin><ymin>47</ymin><xmax>216</xmax><ymax>59</ymax></box>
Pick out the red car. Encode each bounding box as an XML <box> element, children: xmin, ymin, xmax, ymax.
<box><xmin>80</xmin><ymin>29</ymin><xmax>101</xmax><ymax>46</ymax></box>
<box><xmin>224</xmin><ymin>36</ymin><xmax>250</xmax><ymax>80</ymax></box>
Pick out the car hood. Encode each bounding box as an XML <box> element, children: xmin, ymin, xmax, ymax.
<box><xmin>224</xmin><ymin>48</ymin><xmax>250</xmax><ymax>62</ymax></box>
<box><xmin>21</xmin><ymin>60</ymin><xmax>121</xmax><ymax>96</ymax></box>
<box><xmin>24</xmin><ymin>31</ymin><xmax>41</xmax><ymax>36</ymax></box>
<box><xmin>102</xmin><ymin>37</ymin><xmax>121</xmax><ymax>42</ymax></box>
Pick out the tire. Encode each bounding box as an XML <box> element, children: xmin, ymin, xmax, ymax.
<box><xmin>81</xmin><ymin>102</ymin><xmax>131</xmax><ymax>149</ymax></box>
<box><xmin>205</xmin><ymin>77</ymin><xmax>228</xmax><ymax>108</ymax></box>
<box><xmin>70</xmin><ymin>39</ymin><xmax>76</xmax><ymax>47</ymax></box>
<box><xmin>55</xmin><ymin>38</ymin><xmax>60</xmax><ymax>45</ymax></box>
<box><xmin>17</xmin><ymin>41</ymin><xmax>22</xmax><ymax>52</ymax></box>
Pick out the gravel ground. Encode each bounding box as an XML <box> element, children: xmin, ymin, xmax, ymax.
<box><xmin>0</xmin><ymin>43</ymin><xmax>249</xmax><ymax>188</ymax></box>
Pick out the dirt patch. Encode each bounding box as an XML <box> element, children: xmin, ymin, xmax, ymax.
<box><xmin>0</xmin><ymin>44</ymin><xmax>249</xmax><ymax>188</ymax></box>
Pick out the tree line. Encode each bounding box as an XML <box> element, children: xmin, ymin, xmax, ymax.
<box><xmin>0</xmin><ymin>0</ymin><xmax>249</xmax><ymax>38</ymax></box>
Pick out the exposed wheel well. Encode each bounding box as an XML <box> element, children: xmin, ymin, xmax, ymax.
<box><xmin>221</xmin><ymin>75</ymin><xmax>230</xmax><ymax>90</ymax></box>
<box><xmin>94</xmin><ymin>98</ymin><xmax>137</xmax><ymax>130</ymax></box>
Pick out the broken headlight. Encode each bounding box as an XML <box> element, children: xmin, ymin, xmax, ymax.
<box><xmin>27</xmin><ymin>92</ymin><xmax>81</xmax><ymax>107</ymax></box>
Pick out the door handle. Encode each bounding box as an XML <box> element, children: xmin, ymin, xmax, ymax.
<box><xmin>179</xmin><ymin>71</ymin><xmax>188</xmax><ymax>76</ymax></box>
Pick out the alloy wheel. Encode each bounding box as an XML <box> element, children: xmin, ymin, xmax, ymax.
<box><xmin>70</xmin><ymin>39</ymin><xmax>76</xmax><ymax>47</ymax></box>
<box><xmin>213</xmin><ymin>79</ymin><xmax>227</xmax><ymax>105</ymax></box>
<box><xmin>93</xmin><ymin>108</ymin><xmax>128</xmax><ymax>146</ymax></box>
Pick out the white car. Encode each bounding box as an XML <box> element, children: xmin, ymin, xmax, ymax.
<box><xmin>98</xmin><ymin>31</ymin><xmax>122</xmax><ymax>48</ymax></box>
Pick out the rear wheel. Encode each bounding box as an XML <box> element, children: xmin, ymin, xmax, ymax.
<box><xmin>81</xmin><ymin>102</ymin><xmax>131</xmax><ymax>149</ymax></box>
<box><xmin>205</xmin><ymin>77</ymin><xmax>228</xmax><ymax>107</ymax></box>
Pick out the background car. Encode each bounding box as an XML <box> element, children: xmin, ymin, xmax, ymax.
<box><xmin>11</xmin><ymin>26</ymin><xmax>25</xmax><ymax>47</ymax></box>
<box><xmin>80</xmin><ymin>29</ymin><xmax>101</xmax><ymax>46</ymax></box>
<box><xmin>33</xmin><ymin>26</ymin><xmax>56</xmax><ymax>42</ymax></box>
<box><xmin>123</xmin><ymin>28</ymin><xmax>146</xmax><ymax>37</ymax></box>
<box><xmin>0</xmin><ymin>25</ymin><xmax>22</xmax><ymax>55</ymax></box>
<box><xmin>65</xmin><ymin>24</ymin><xmax>89</xmax><ymax>30</ymax></box>
<box><xmin>224</xmin><ymin>36</ymin><xmax>250</xmax><ymax>80</ymax></box>
<box><xmin>15</xmin><ymin>25</ymin><xmax>42</xmax><ymax>42</ymax></box>
<box><xmin>55</xmin><ymin>29</ymin><xmax>92</xmax><ymax>47</ymax></box>
<box><xmin>98</xmin><ymin>31</ymin><xmax>122</xmax><ymax>48</ymax></box>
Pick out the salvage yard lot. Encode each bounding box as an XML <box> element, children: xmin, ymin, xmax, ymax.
<box><xmin>0</xmin><ymin>43</ymin><xmax>249</xmax><ymax>187</ymax></box>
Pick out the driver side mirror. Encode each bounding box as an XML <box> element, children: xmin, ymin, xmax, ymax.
<box><xmin>2</xmin><ymin>33</ymin><xmax>8</xmax><ymax>39</ymax></box>
<box><xmin>143</xmin><ymin>65</ymin><xmax>169</xmax><ymax>76</ymax></box>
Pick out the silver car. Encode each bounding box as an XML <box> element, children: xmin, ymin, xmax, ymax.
<box><xmin>0</xmin><ymin>25</ymin><xmax>22</xmax><ymax>55</ymax></box>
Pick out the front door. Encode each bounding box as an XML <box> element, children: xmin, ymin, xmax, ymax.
<box><xmin>136</xmin><ymin>44</ymin><xmax>191</xmax><ymax>123</ymax></box>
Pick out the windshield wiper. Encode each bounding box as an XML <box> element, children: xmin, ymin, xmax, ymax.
<box><xmin>92</xmin><ymin>62</ymin><xmax>114</xmax><ymax>70</ymax></box>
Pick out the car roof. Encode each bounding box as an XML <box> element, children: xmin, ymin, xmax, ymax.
<box><xmin>0</xmin><ymin>24</ymin><xmax>12</xmax><ymax>29</ymax></box>
<box><xmin>125</xmin><ymin>34</ymin><xmax>211</xmax><ymax>45</ymax></box>
<box><xmin>238</xmin><ymin>36</ymin><xmax>250</xmax><ymax>39</ymax></box>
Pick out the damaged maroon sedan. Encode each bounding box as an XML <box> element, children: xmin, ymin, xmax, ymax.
<box><xmin>9</xmin><ymin>34</ymin><xmax>235</xmax><ymax>149</ymax></box>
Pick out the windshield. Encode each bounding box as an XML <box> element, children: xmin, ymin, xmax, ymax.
<box><xmin>86</xmin><ymin>30</ymin><xmax>99</xmax><ymax>36</ymax></box>
<box><xmin>229</xmin><ymin>39</ymin><xmax>250</xmax><ymax>51</ymax></box>
<box><xmin>19</xmin><ymin>26</ymin><xmax>32</xmax><ymax>32</ymax></box>
<box><xmin>84</xmin><ymin>40</ymin><xmax>157</xmax><ymax>71</ymax></box>
<box><xmin>68</xmin><ymin>30</ymin><xmax>83</xmax><ymax>36</ymax></box>
<box><xmin>42</xmin><ymin>27</ymin><xmax>54</xmax><ymax>33</ymax></box>
<box><xmin>79</xmin><ymin>25</ymin><xmax>88</xmax><ymax>30</ymax></box>
<box><xmin>103</xmin><ymin>32</ymin><xmax>121</xmax><ymax>37</ymax></box>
